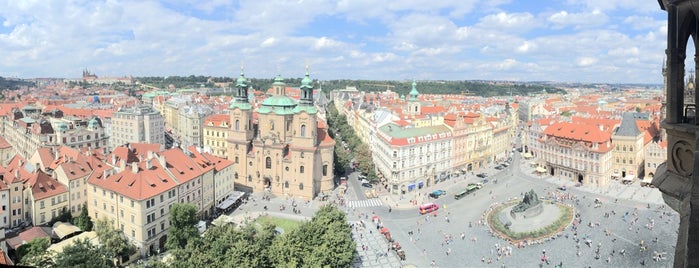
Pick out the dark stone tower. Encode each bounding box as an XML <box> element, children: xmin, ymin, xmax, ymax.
<box><xmin>654</xmin><ymin>1</ymin><xmax>699</xmax><ymax>267</ymax></box>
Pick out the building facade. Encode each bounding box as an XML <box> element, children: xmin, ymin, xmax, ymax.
<box><xmin>227</xmin><ymin>71</ymin><xmax>335</xmax><ymax>200</ymax></box>
<box><xmin>202</xmin><ymin>114</ymin><xmax>230</xmax><ymax>158</ymax></box>
<box><xmin>374</xmin><ymin>123</ymin><xmax>452</xmax><ymax>194</ymax></box>
<box><xmin>110</xmin><ymin>105</ymin><xmax>165</xmax><ymax>151</ymax></box>
<box><xmin>537</xmin><ymin>122</ymin><xmax>613</xmax><ymax>187</ymax></box>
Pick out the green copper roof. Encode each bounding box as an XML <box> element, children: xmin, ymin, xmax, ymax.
<box><xmin>262</xmin><ymin>95</ymin><xmax>297</xmax><ymax>107</ymax></box>
<box><xmin>273</xmin><ymin>74</ymin><xmax>285</xmax><ymax>85</ymax></box>
<box><xmin>300</xmin><ymin>71</ymin><xmax>313</xmax><ymax>89</ymax></box>
<box><xmin>236</xmin><ymin>72</ymin><xmax>247</xmax><ymax>88</ymax></box>
<box><xmin>292</xmin><ymin>105</ymin><xmax>318</xmax><ymax>114</ymax></box>
<box><xmin>378</xmin><ymin>123</ymin><xmax>451</xmax><ymax>139</ymax></box>
<box><xmin>229</xmin><ymin>101</ymin><xmax>252</xmax><ymax>110</ymax></box>
<box><xmin>258</xmin><ymin>95</ymin><xmax>298</xmax><ymax>115</ymax></box>
<box><xmin>409</xmin><ymin>80</ymin><xmax>419</xmax><ymax>101</ymax></box>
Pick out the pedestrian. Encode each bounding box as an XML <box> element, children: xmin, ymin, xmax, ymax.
<box><xmin>431</xmin><ymin>260</ymin><xmax>436</xmax><ymax>267</ymax></box>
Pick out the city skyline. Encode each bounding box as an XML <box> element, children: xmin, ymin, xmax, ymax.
<box><xmin>0</xmin><ymin>0</ymin><xmax>678</xmax><ymax>84</ymax></box>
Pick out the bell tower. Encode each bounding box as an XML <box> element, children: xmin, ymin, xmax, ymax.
<box><xmin>653</xmin><ymin>1</ymin><xmax>699</xmax><ymax>267</ymax></box>
<box><xmin>228</xmin><ymin>67</ymin><xmax>255</xmax><ymax>184</ymax></box>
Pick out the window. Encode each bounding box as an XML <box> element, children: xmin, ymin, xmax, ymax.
<box><xmin>301</xmin><ymin>124</ymin><xmax>306</xmax><ymax>137</ymax></box>
<box><xmin>299</xmin><ymin>183</ymin><xmax>304</xmax><ymax>190</ymax></box>
<box><xmin>322</xmin><ymin>165</ymin><xmax>328</xmax><ymax>176</ymax></box>
<box><xmin>40</xmin><ymin>201</ymin><xmax>44</xmax><ymax>209</ymax></box>
<box><xmin>235</xmin><ymin>120</ymin><xmax>240</xmax><ymax>131</ymax></box>
<box><xmin>300</xmin><ymin>166</ymin><xmax>305</xmax><ymax>173</ymax></box>
<box><xmin>266</xmin><ymin>157</ymin><xmax>272</xmax><ymax>169</ymax></box>
<box><xmin>235</xmin><ymin>156</ymin><xmax>239</xmax><ymax>164</ymax></box>
<box><xmin>270</xmin><ymin>120</ymin><xmax>274</xmax><ymax>130</ymax></box>
<box><xmin>284</xmin><ymin>181</ymin><xmax>289</xmax><ymax>188</ymax></box>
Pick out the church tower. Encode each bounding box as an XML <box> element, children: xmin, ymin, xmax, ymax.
<box><xmin>408</xmin><ymin>80</ymin><xmax>421</xmax><ymax>115</ymax></box>
<box><xmin>292</xmin><ymin>68</ymin><xmax>318</xmax><ymax>148</ymax></box>
<box><xmin>228</xmin><ymin>68</ymin><xmax>254</xmax><ymax>189</ymax></box>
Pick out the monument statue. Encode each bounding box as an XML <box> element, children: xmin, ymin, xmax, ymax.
<box><xmin>512</xmin><ymin>190</ymin><xmax>541</xmax><ymax>213</ymax></box>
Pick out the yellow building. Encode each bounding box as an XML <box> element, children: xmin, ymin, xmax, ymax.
<box><xmin>227</xmin><ymin>71</ymin><xmax>335</xmax><ymax>200</ymax></box>
<box><xmin>611</xmin><ymin>113</ymin><xmax>646</xmax><ymax>182</ymax></box>
<box><xmin>202</xmin><ymin>114</ymin><xmax>230</xmax><ymax>158</ymax></box>
<box><xmin>24</xmin><ymin>170</ymin><xmax>68</xmax><ymax>226</ymax></box>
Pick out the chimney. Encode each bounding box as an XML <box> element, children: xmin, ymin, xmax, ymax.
<box><xmin>119</xmin><ymin>159</ymin><xmax>126</xmax><ymax>171</ymax></box>
<box><xmin>14</xmin><ymin>169</ymin><xmax>18</xmax><ymax>179</ymax></box>
<box><xmin>54</xmin><ymin>149</ymin><xmax>59</xmax><ymax>160</ymax></box>
<box><xmin>131</xmin><ymin>162</ymin><xmax>138</xmax><ymax>174</ymax></box>
<box><xmin>111</xmin><ymin>154</ymin><xmax>116</xmax><ymax>166</ymax></box>
<box><xmin>103</xmin><ymin>169</ymin><xmax>109</xmax><ymax>179</ymax></box>
<box><xmin>147</xmin><ymin>150</ymin><xmax>154</xmax><ymax>160</ymax></box>
<box><xmin>158</xmin><ymin>154</ymin><xmax>166</xmax><ymax>167</ymax></box>
<box><xmin>146</xmin><ymin>159</ymin><xmax>152</xmax><ymax>170</ymax></box>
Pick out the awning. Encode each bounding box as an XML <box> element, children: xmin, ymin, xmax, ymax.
<box><xmin>536</xmin><ymin>166</ymin><xmax>546</xmax><ymax>173</ymax></box>
<box><xmin>52</xmin><ymin>221</ymin><xmax>81</xmax><ymax>239</ymax></box>
<box><xmin>48</xmin><ymin>231</ymin><xmax>98</xmax><ymax>255</ymax></box>
<box><xmin>611</xmin><ymin>173</ymin><xmax>620</xmax><ymax>177</ymax></box>
<box><xmin>380</xmin><ymin>227</ymin><xmax>390</xmax><ymax>234</ymax></box>
<box><xmin>523</xmin><ymin>152</ymin><xmax>533</xmax><ymax>158</ymax></box>
<box><xmin>407</xmin><ymin>183</ymin><xmax>416</xmax><ymax>190</ymax></box>
<box><xmin>622</xmin><ymin>175</ymin><xmax>635</xmax><ymax>181</ymax></box>
<box><xmin>216</xmin><ymin>191</ymin><xmax>246</xmax><ymax>210</ymax></box>
<box><xmin>418</xmin><ymin>181</ymin><xmax>424</xmax><ymax>187</ymax></box>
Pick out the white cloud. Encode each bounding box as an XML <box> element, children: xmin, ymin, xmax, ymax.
<box><xmin>0</xmin><ymin>0</ymin><xmax>672</xmax><ymax>83</ymax></box>
<box><xmin>576</xmin><ymin>57</ymin><xmax>597</xmax><ymax>66</ymax></box>
<box><xmin>547</xmin><ymin>10</ymin><xmax>608</xmax><ymax>29</ymax></box>
<box><xmin>477</xmin><ymin>12</ymin><xmax>538</xmax><ymax>33</ymax></box>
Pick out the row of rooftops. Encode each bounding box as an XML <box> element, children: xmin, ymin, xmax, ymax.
<box><xmin>0</xmin><ymin>141</ymin><xmax>233</xmax><ymax>203</ymax></box>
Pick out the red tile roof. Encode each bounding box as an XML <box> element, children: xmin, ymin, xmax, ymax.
<box><xmin>28</xmin><ymin>170</ymin><xmax>67</xmax><ymax>200</ymax></box>
<box><xmin>0</xmin><ymin>136</ymin><xmax>10</xmax><ymax>149</ymax></box>
<box><xmin>160</xmin><ymin>149</ymin><xmax>203</xmax><ymax>184</ymax></box>
<box><xmin>7</xmin><ymin>227</ymin><xmax>51</xmax><ymax>249</ymax></box>
<box><xmin>187</xmin><ymin>146</ymin><xmax>233</xmax><ymax>172</ymax></box>
<box><xmin>88</xmin><ymin>159</ymin><xmax>176</xmax><ymax>201</ymax></box>
<box><xmin>543</xmin><ymin>122</ymin><xmax>612</xmax><ymax>146</ymax></box>
<box><xmin>204</xmin><ymin>113</ymin><xmax>230</xmax><ymax>127</ymax></box>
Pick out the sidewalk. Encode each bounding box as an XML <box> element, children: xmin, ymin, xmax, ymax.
<box><xmin>518</xmin><ymin>156</ymin><xmax>665</xmax><ymax>205</ymax></box>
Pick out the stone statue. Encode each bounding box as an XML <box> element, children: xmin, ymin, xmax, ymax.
<box><xmin>512</xmin><ymin>190</ymin><xmax>541</xmax><ymax>213</ymax></box>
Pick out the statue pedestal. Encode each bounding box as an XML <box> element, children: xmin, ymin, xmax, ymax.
<box><xmin>510</xmin><ymin>202</ymin><xmax>543</xmax><ymax>220</ymax></box>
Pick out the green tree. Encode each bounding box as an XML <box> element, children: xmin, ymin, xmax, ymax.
<box><xmin>166</xmin><ymin>203</ymin><xmax>199</xmax><ymax>250</ymax></box>
<box><xmin>54</xmin><ymin>238</ymin><xmax>114</xmax><ymax>268</ymax></box>
<box><xmin>269</xmin><ymin>205</ymin><xmax>355</xmax><ymax>267</ymax></box>
<box><xmin>94</xmin><ymin>217</ymin><xmax>136</xmax><ymax>264</ymax></box>
<box><xmin>18</xmin><ymin>237</ymin><xmax>54</xmax><ymax>267</ymax></box>
<box><xmin>73</xmin><ymin>204</ymin><xmax>93</xmax><ymax>231</ymax></box>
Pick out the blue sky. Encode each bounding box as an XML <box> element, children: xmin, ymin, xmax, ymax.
<box><xmin>0</xmin><ymin>0</ymin><xmax>673</xmax><ymax>83</ymax></box>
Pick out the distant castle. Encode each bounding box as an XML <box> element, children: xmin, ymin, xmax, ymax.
<box><xmin>81</xmin><ymin>68</ymin><xmax>133</xmax><ymax>85</ymax></box>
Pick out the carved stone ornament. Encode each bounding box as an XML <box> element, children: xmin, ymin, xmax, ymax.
<box><xmin>671</xmin><ymin>140</ymin><xmax>694</xmax><ymax>176</ymax></box>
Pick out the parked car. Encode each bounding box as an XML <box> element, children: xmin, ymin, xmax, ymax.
<box><xmin>476</xmin><ymin>173</ymin><xmax>488</xmax><ymax>178</ymax></box>
<box><xmin>429</xmin><ymin>190</ymin><xmax>447</xmax><ymax>198</ymax></box>
<box><xmin>481</xmin><ymin>179</ymin><xmax>489</xmax><ymax>184</ymax></box>
<box><xmin>502</xmin><ymin>162</ymin><xmax>509</xmax><ymax>167</ymax></box>
<box><xmin>361</xmin><ymin>182</ymin><xmax>373</xmax><ymax>188</ymax></box>
<box><xmin>494</xmin><ymin>165</ymin><xmax>504</xmax><ymax>170</ymax></box>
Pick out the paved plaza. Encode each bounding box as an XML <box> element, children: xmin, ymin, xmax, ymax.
<box><xmin>228</xmin><ymin>152</ymin><xmax>678</xmax><ymax>268</ymax></box>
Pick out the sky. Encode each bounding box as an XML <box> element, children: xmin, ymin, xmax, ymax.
<box><xmin>0</xmin><ymin>0</ymin><xmax>675</xmax><ymax>83</ymax></box>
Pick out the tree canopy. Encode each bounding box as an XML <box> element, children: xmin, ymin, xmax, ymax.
<box><xmin>94</xmin><ymin>217</ymin><xmax>136</xmax><ymax>262</ymax></box>
<box><xmin>73</xmin><ymin>204</ymin><xmax>93</xmax><ymax>231</ymax></box>
<box><xmin>54</xmin><ymin>238</ymin><xmax>114</xmax><ymax>268</ymax></box>
<box><xmin>18</xmin><ymin>237</ymin><xmax>53</xmax><ymax>267</ymax></box>
<box><xmin>165</xmin><ymin>203</ymin><xmax>199</xmax><ymax>251</ymax></box>
<box><xmin>165</xmin><ymin>204</ymin><xmax>354</xmax><ymax>268</ymax></box>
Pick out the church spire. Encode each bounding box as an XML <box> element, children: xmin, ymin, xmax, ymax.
<box><xmin>299</xmin><ymin>65</ymin><xmax>314</xmax><ymax>106</ymax></box>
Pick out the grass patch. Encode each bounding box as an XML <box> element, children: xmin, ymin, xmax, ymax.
<box><xmin>254</xmin><ymin>216</ymin><xmax>302</xmax><ymax>233</ymax></box>
<box><xmin>488</xmin><ymin>201</ymin><xmax>574</xmax><ymax>243</ymax></box>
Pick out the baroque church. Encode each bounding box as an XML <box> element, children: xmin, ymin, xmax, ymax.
<box><xmin>227</xmin><ymin>69</ymin><xmax>335</xmax><ymax>200</ymax></box>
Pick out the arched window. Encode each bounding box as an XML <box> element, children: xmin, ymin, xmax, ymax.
<box><xmin>235</xmin><ymin>120</ymin><xmax>240</xmax><ymax>131</ymax></box>
<box><xmin>284</xmin><ymin>181</ymin><xmax>289</xmax><ymax>188</ymax></box>
<box><xmin>248</xmin><ymin>175</ymin><xmax>253</xmax><ymax>182</ymax></box>
<box><xmin>323</xmin><ymin>165</ymin><xmax>328</xmax><ymax>176</ymax></box>
<box><xmin>234</xmin><ymin>172</ymin><xmax>238</xmax><ymax>179</ymax></box>
<box><xmin>299</xmin><ymin>183</ymin><xmax>304</xmax><ymax>190</ymax></box>
<box><xmin>234</xmin><ymin>156</ymin><xmax>239</xmax><ymax>164</ymax></box>
<box><xmin>301</xmin><ymin>124</ymin><xmax>306</xmax><ymax>137</ymax></box>
<box><xmin>86</xmin><ymin>135</ymin><xmax>91</xmax><ymax>140</ymax></box>
<box><xmin>270</xmin><ymin>120</ymin><xmax>274</xmax><ymax>130</ymax></box>
<box><xmin>300</xmin><ymin>166</ymin><xmax>305</xmax><ymax>173</ymax></box>
<box><xmin>266</xmin><ymin>157</ymin><xmax>272</xmax><ymax>169</ymax></box>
